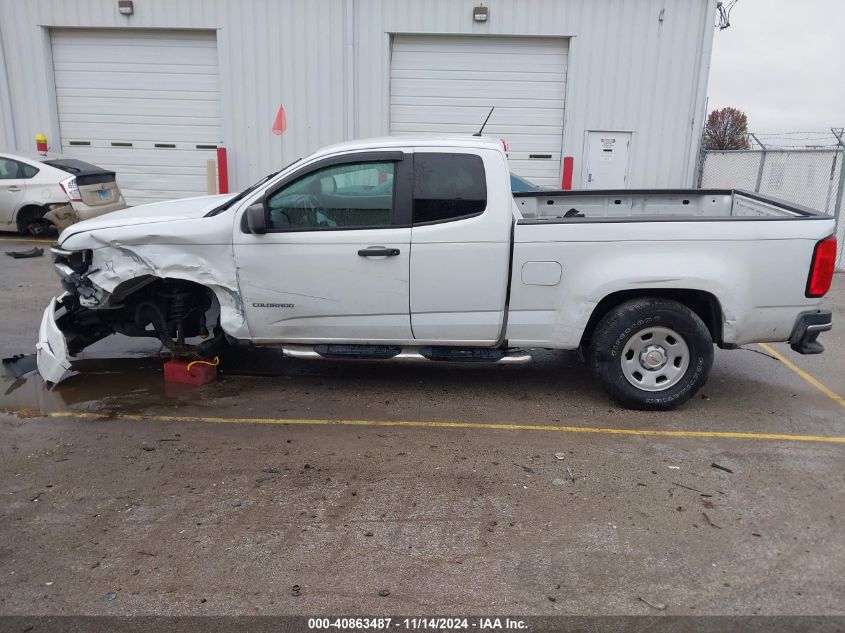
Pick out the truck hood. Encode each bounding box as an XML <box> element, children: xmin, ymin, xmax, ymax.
<box><xmin>58</xmin><ymin>193</ymin><xmax>236</xmax><ymax>244</ymax></box>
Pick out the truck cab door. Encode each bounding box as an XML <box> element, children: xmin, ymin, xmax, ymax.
<box><xmin>409</xmin><ymin>149</ymin><xmax>512</xmax><ymax>344</ymax></box>
<box><xmin>233</xmin><ymin>152</ymin><xmax>414</xmax><ymax>343</ymax></box>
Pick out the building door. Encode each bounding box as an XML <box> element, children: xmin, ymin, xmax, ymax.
<box><xmin>584</xmin><ymin>131</ymin><xmax>631</xmax><ymax>189</ymax></box>
<box><xmin>50</xmin><ymin>29</ymin><xmax>221</xmax><ymax>206</ymax></box>
<box><xmin>390</xmin><ymin>35</ymin><xmax>568</xmax><ymax>188</ymax></box>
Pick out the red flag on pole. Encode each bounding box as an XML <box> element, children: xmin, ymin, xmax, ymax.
<box><xmin>272</xmin><ymin>105</ymin><xmax>287</xmax><ymax>135</ymax></box>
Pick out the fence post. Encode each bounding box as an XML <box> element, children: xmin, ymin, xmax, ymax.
<box><xmin>749</xmin><ymin>132</ymin><xmax>766</xmax><ymax>193</ymax></box>
<box><xmin>832</xmin><ymin>128</ymin><xmax>845</xmax><ymax>224</ymax></box>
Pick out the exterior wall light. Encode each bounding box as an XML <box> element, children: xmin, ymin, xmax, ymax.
<box><xmin>473</xmin><ymin>4</ymin><xmax>489</xmax><ymax>22</ymax></box>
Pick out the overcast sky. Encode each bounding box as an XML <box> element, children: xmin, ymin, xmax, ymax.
<box><xmin>707</xmin><ymin>0</ymin><xmax>845</xmax><ymax>143</ymax></box>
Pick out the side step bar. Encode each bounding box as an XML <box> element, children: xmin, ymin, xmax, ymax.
<box><xmin>282</xmin><ymin>344</ymin><xmax>532</xmax><ymax>365</ymax></box>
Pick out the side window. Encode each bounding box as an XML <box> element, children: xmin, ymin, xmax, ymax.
<box><xmin>266</xmin><ymin>161</ymin><xmax>396</xmax><ymax>231</ymax></box>
<box><xmin>413</xmin><ymin>153</ymin><xmax>487</xmax><ymax>224</ymax></box>
<box><xmin>20</xmin><ymin>163</ymin><xmax>39</xmax><ymax>179</ymax></box>
<box><xmin>0</xmin><ymin>158</ymin><xmax>23</xmax><ymax>180</ymax></box>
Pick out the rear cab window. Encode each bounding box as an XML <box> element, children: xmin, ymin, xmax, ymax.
<box><xmin>413</xmin><ymin>153</ymin><xmax>487</xmax><ymax>224</ymax></box>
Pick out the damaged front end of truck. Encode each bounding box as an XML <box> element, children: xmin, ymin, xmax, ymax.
<box><xmin>35</xmin><ymin>198</ymin><xmax>247</xmax><ymax>385</ymax></box>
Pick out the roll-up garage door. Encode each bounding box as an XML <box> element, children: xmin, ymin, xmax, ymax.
<box><xmin>51</xmin><ymin>29</ymin><xmax>221</xmax><ymax>206</ymax></box>
<box><xmin>390</xmin><ymin>35</ymin><xmax>568</xmax><ymax>188</ymax></box>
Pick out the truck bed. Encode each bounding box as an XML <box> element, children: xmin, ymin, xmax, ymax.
<box><xmin>514</xmin><ymin>189</ymin><xmax>825</xmax><ymax>222</ymax></box>
<box><xmin>507</xmin><ymin>188</ymin><xmax>835</xmax><ymax>350</ymax></box>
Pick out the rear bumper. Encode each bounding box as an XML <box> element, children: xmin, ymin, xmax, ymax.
<box><xmin>35</xmin><ymin>294</ymin><xmax>74</xmax><ymax>384</ymax></box>
<box><xmin>72</xmin><ymin>197</ymin><xmax>128</xmax><ymax>220</ymax></box>
<box><xmin>789</xmin><ymin>309</ymin><xmax>832</xmax><ymax>354</ymax></box>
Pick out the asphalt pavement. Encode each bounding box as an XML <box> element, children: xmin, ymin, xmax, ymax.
<box><xmin>0</xmin><ymin>235</ymin><xmax>843</xmax><ymax>616</ymax></box>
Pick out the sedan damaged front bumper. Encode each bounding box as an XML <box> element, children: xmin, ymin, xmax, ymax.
<box><xmin>36</xmin><ymin>294</ymin><xmax>74</xmax><ymax>385</ymax></box>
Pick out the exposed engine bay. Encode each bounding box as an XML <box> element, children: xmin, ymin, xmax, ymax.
<box><xmin>53</xmin><ymin>277</ymin><xmax>220</xmax><ymax>359</ymax></box>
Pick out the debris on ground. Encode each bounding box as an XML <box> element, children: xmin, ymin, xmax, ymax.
<box><xmin>671</xmin><ymin>481</ymin><xmax>702</xmax><ymax>493</ymax></box>
<box><xmin>667</xmin><ymin>466</ymin><xmax>680</xmax><ymax>470</ymax></box>
<box><xmin>567</xmin><ymin>466</ymin><xmax>575</xmax><ymax>483</ymax></box>
<box><xmin>2</xmin><ymin>354</ymin><xmax>37</xmax><ymax>378</ymax></box>
<box><xmin>702</xmin><ymin>512</ymin><xmax>722</xmax><ymax>529</ymax></box>
<box><xmin>552</xmin><ymin>478</ymin><xmax>567</xmax><ymax>486</ymax></box>
<box><xmin>638</xmin><ymin>596</ymin><xmax>666</xmax><ymax>610</ymax></box>
<box><xmin>711</xmin><ymin>462</ymin><xmax>734</xmax><ymax>474</ymax></box>
<box><xmin>262</xmin><ymin>466</ymin><xmax>281</xmax><ymax>474</ymax></box>
<box><xmin>701</xmin><ymin>499</ymin><xmax>714</xmax><ymax>509</ymax></box>
<box><xmin>554</xmin><ymin>452</ymin><xmax>566</xmax><ymax>460</ymax></box>
<box><xmin>291</xmin><ymin>584</ymin><xmax>301</xmax><ymax>597</ymax></box>
<box><xmin>5</xmin><ymin>247</ymin><xmax>44</xmax><ymax>259</ymax></box>
<box><xmin>101</xmin><ymin>592</ymin><xmax>117</xmax><ymax>602</ymax></box>
<box><xmin>378</xmin><ymin>589</ymin><xmax>391</xmax><ymax>597</ymax></box>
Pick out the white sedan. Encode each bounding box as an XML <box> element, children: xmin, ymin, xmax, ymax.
<box><xmin>0</xmin><ymin>152</ymin><xmax>127</xmax><ymax>235</ymax></box>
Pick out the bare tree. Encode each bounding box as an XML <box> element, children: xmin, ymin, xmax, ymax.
<box><xmin>703</xmin><ymin>107</ymin><xmax>750</xmax><ymax>150</ymax></box>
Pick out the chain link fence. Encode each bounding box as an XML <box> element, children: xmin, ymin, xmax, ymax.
<box><xmin>698</xmin><ymin>148</ymin><xmax>844</xmax><ymax>270</ymax></box>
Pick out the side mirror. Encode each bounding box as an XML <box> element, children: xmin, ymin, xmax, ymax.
<box><xmin>246</xmin><ymin>202</ymin><xmax>267</xmax><ymax>235</ymax></box>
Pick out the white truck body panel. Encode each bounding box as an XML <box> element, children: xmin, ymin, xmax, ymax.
<box><xmin>39</xmin><ymin>136</ymin><xmax>836</xmax><ymax>403</ymax></box>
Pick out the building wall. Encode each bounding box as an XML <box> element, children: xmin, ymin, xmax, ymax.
<box><xmin>0</xmin><ymin>0</ymin><xmax>715</xmax><ymax>191</ymax></box>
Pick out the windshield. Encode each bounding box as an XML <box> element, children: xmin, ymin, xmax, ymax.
<box><xmin>205</xmin><ymin>158</ymin><xmax>302</xmax><ymax>216</ymax></box>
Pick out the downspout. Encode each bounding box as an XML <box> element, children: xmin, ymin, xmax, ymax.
<box><xmin>685</xmin><ymin>0</ymin><xmax>717</xmax><ymax>186</ymax></box>
<box><xmin>344</xmin><ymin>0</ymin><xmax>356</xmax><ymax>141</ymax></box>
<box><xmin>0</xmin><ymin>22</ymin><xmax>19</xmax><ymax>150</ymax></box>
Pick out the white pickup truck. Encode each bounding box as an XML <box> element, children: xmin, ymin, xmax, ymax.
<box><xmin>38</xmin><ymin>136</ymin><xmax>836</xmax><ymax>410</ymax></box>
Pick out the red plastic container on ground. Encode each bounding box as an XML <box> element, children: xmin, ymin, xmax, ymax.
<box><xmin>163</xmin><ymin>358</ymin><xmax>218</xmax><ymax>385</ymax></box>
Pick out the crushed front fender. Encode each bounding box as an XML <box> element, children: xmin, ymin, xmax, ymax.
<box><xmin>36</xmin><ymin>294</ymin><xmax>74</xmax><ymax>385</ymax></box>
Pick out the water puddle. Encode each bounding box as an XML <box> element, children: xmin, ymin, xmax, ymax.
<box><xmin>0</xmin><ymin>336</ymin><xmax>335</xmax><ymax>417</ymax></box>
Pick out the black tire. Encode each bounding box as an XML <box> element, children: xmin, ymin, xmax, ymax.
<box><xmin>589</xmin><ymin>298</ymin><xmax>714</xmax><ymax>411</ymax></box>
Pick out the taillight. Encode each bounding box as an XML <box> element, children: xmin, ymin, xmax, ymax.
<box><xmin>806</xmin><ymin>236</ymin><xmax>837</xmax><ymax>298</ymax></box>
<box><xmin>59</xmin><ymin>176</ymin><xmax>82</xmax><ymax>202</ymax></box>
<box><xmin>500</xmin><ymin>138</ymin><xmax>509</xmax><ymax>152</ymax></box>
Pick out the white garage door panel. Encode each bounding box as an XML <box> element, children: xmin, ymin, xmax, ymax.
<box><xmin>51</xmin><ymin>29</ymin><xmax>221</xmax><ymax>205</ymax></box>
<box><xmin>56</xmin><ymin>98</ymin><xmax>219</xmax><ymax>118</ymax></box>
<box><xmin>390</xmin><ymin>35</ymin><xmax>568</xmax><ymax>187</ymax></box>
<box><xmin>59</xmin><ymin>122</ymin><xmax>221</xmax><ymax>144</ymax></box>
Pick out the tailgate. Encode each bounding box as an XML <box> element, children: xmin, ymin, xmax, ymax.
<box><xmin>76</xmin><ymin>171</ymin><xmax>121</xmax><ymax>207</ymax></box>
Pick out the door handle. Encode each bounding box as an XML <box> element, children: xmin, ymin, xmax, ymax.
<box><xmin>5</xmin><ymin>186</ymin><xmax>21</xmax><ymax>192</ymax></box>
<box><xmin>358</xmin><ymin>246</ymin><xmax>400</xmax><ymax>257</ymax></box>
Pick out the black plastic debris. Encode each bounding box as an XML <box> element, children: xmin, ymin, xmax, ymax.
<box><xmin>2</xmin><ymin>354</ymin><xmax>37</xmax><ymax>378</ymax></box>
<box><xmin>5</xmin><ymin>247</ymin><xmax>44</xmax><ymax>259</ymax></box>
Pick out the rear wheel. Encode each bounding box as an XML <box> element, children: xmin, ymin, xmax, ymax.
<box><xmin>589</xmin><ymin>298</ymin><xmax>713</xmax><ymax>410</ymax></box>
<box><xmin>16</xmin><ymin>205</ymin><xmax>52</xmax><ymax>236</ymax></box>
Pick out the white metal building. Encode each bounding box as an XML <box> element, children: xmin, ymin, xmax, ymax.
<box><xmin>0</xmin><ymin>0</ymin><xmax>716</xmax><ymax>204</ymax></box>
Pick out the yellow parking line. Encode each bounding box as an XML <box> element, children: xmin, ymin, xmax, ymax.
<box><xmin>0</xmin><ymin>237</ymin><xmax>56</xmax><ymax>245</ymax></box>
<box><xmin>35</xmin><ymin>410</ymin><xmax>845</xmax><ymax>444</ymax></box>
<box><xmin>758</xmin><ymin>343</ymin><xmax>845</xmax><ymax>408</ymax></box>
